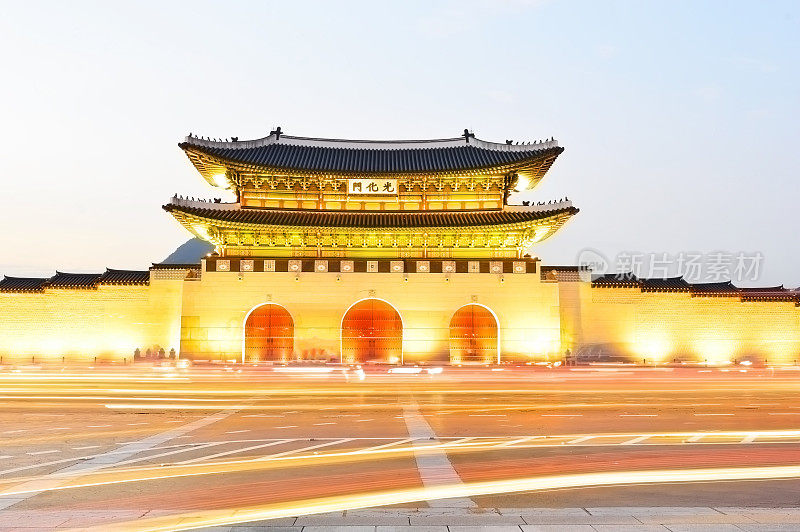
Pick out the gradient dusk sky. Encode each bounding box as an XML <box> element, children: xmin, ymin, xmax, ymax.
<box><xmin>0</xmin><ymin>1</ymin><xmax>797</xmax><ymax>285</ymax></box>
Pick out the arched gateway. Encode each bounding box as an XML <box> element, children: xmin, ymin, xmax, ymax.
<box><xmin>243</xmin><ymin>303</ymin><xmax>294</xmax><ymax>363</ymax></box>
<box><xmin>449</xmin><ymin>304</ymin><xmax>499</xmax><ymax>364</ymax></box>
<box><xmin>341</xmin><ymin>299</ymin><xmax>403</xmax><ymax>364</ymax></box>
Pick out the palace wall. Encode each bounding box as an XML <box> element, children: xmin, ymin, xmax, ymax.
<box><xmin>559</xmin><ymin>283</ymin><xmax>800</xmax><ymax>364</ymax></box>
<box><xmin>1</xmin><ymin>267</ymin><xmax>797</xmax><ymax>365</ymax></box>
<box><xmin>0</xmin><ymin>279</ymin><xmax>184</xmax><ymax>363</ymax></box>
<box><xmin>178</xmin><ymin>265</ymin><xmax>562</xmax><ymax>363</ymax></box>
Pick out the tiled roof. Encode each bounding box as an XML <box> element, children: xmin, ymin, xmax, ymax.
<box><xmin>740</xmin><ymin>285</ymin><xmax>799</xmax><ymax>302</ymax></box>
<box><xmin>98</xmin><ymin>269</ymin><xmax>149</xmax><ymax>285</ymax></box>
<box><xmin>587</xmin><ymin>275</ymin><xmax>797</xmax><ymax>304</ymax></box>
<box><xmin>163</xmin><ymin>203</ymin><xmax>578</xmax><ymax>228</ymax></box>
<box><xmin>0</xmin><ymin>276</ymin><xmax>50</xmax><ymax>292</ymax></box>
<box><xmin>592</xmin><ymin>272</ymin><xmax>640</xmax><ymax>287</ymax></box>
<box><xmin>689</xmin><ymin>281</ymin><xmax>739</xmax><ymax>296</ymax></box>
<box><xmin>180</xmin><ymin>133</ymin><xmax>563</xmax><ymax>175</ymax></box>
<box><xmin>48</xmin><ymin>272</ymin><xmax>102</xmax><ymax>289</ymax></box>
<box><xmin>640</xmin><ymin>276</ymin><xmax>691</xmax><ymax>292</ymax></box>
<box><xmin>150</xmin><ymin>263</ymin><xmax>201</xmax><ymax>270</ymax></box>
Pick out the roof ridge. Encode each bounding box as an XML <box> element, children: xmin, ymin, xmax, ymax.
<box><xmin>182</xmin><ymin>132</ymin><xmax>559</xmax><ymax>153</ymax></box>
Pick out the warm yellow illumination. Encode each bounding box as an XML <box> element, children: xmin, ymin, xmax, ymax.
<box><xmin>211</xmin><ymin>172</ymin><xmax>229</xmax><ymax>188</ymax></box>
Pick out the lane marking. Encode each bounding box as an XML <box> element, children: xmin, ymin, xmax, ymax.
<box><xmin>0</xmin><ymin>405</ymin><xmax>241</xmax><ymax>510</ymax></box>
<box><xmin>621</xmin><ymin>435</ymin><xmax>650</xmax><ymax>445</ymax></box>
<box><xmin>542</xmin><ymin>414</ymin><xmax>583</xmax><ymax>417</ymax></box>
<box><xmin>741</xmin><ymin>434</ymin><xmax>758</xmax><ymax>444</ymax></box>
<box><xmin>567</xmin><ymin>435</ymin><xmax>595</xmax><ymax>445</ymax></box>
<box><xmin>176</xmin><ymin>439</ymin><xmax>294</xmax><ymax>464</ymax></box>
<box><xmin>402</xmin><ymin>400</ymin><xmax>475</xmax><ymax>508</ymax></box>
<box><xmin>224</xmin><ymin>430</ymin><xmax>250</xmax><ymax>434</ymax></box>
<box><xmin>274</xmin><ymin>425</ymin><xmax>298</xmax><ymax>429</ymax></box>
<box><xmin>111</xmin><ymin>441</ymin><xmax>229</xmax><ymax>468</ymax></box>
<box><xmin>619</xmin><ymin>414</ymin><xmax>657</xmax><ymax>417</ymax></box>
<box><xmin>768</xmin><ymin>412</ymin><xmax>800</xmax><ymax>415</ymax></box>
<box><xmin>313</xmin><ymin>422</ymin><xmax>336</xmax><ymax>426</ymax></box>
<box><xmin>26</xmin><ymin>450</ymin><xmax>60</xmax><ymax>456</ymax></box>
<box><xmin>496</xmin><ymin>436</ymin><xmax>541</xmax><ymax>447</ymax></box>
<box><xmin>687</xmin><ymin>434</ymin><xmax>705</xmax><ymax>442</ymax></box>
<box><xmin>358</xmin><ymin>438</ymin><xmax>415</xmax><ymax>452</ymax></box>
<box><xmin>245</xmin><ymin>438</ymin><xmax>357</xmax><ymax>461</ymax></box>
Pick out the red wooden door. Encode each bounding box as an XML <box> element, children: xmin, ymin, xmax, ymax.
<box><xmin>449</xmin><ymin>304</ymin><xmax>498</xmax><ymax>363</ymax></box>
<box><xmin>244</xmin><ymin>304</ymin><xmax>294</xmax><ymax>362</ymax></box>
<box><xmin>341</xmin><ymin>300</ymin><xmax>402</xmax><ymax>363</ymax></box>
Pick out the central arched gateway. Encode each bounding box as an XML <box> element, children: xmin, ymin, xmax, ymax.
<box><xmin>449</xmin><ymin>304</ymin><xmax>499</xmax><ymax>364</ymax></box>
<box><xmin>243</xmin><ymin>303</ymin><xmax>294</xmax><ymax>363</ymax></box>
<box><xmin>341</xmin><ymin>299</ymin><xmax>403</xmax><ymax>364</ymax></box>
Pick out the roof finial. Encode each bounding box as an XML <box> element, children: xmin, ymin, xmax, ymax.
<box><xmin>270</xmin><ymin>126</ymin><xmax>282</xmax><ymax>140</ymax></box>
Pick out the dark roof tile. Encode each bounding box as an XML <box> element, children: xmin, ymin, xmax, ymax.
<box><xmin>150</xmin><ymin>263</ymin><xmax>201</xmax><ymax>270</ymax></box>
<box><xmin>163</xmin><ymin>204</ymin><xmax>578</xmax><ymax>228</ymax></box>
<box><xmin>592</xmin><ymin>272</ymin><xmax>640</xmax><ymax>287</ymax></box>
<box><xmin>690</xmin><ymin>281</ymin><xmax>739</xmax><ymax>295</ymax></box>
<box><xmin>740</xmin><ymin>285</ymin><xmax>799</xmax><ymax>302</ymax></box>
<box><xmin>640</xmin><ymin>276</ymin><xmax>690</xmax><ymax>292</ymax></box>
<box><xmin>0</xmin><ymin>276</ymin><xmax>50</xmax><ymax>292</ymax></box>
<box><xmin>49</xmin><ymin>272</ymin><xmax>101</xmax><ymax>289</ymax></box>
<box><xmin>98</xmin><ymin>269</ymin><xmax>149</xmax><ymax>285</ymax></box>
<box><xmin>181</xmin><ymin>135</ymin><xmax>563</xmax><ymax>176</ymax></box>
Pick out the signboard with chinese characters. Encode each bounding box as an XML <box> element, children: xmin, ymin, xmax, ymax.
<box><xmin>347</xmin><ymin>179</ymin><xmax>398</xmax><ymax>195</ymax></box>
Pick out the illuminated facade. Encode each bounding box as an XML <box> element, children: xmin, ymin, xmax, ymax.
<box><xmin>0</xmin><ymin>129</ymin><xmax>798</xmax><ymax>365</ymax></box>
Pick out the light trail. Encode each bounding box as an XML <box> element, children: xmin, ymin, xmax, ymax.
<box><xmin>5</xmin><ymin>428</ymin><xmax>800</xmax><ymax>498</ymax></box>
<box><xmin>82</xmin><ymin>464</ymin><xmax>800</xmax><ymax>532</ymax></box>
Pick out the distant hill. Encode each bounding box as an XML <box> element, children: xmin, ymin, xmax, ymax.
<box><xmin>161</xmin><ymin>238</ymin><xmax>214</xmax><ymax>264</ymax></box>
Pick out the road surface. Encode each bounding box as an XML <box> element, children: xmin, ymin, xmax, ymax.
<box><xmin>1</xmin><ymin>364</ymin><xmax>800</xmax><ymax>530</ymax></box>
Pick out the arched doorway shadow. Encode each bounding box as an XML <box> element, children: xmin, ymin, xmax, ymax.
<box><xmin>449</xmin><ymin>303</ymin><xmax>499</xmax><ymax>364</ymax></box>
<box><xmin>243</xmin><ymin>303</ymin><xmax>294</xmax><ymax>363</ymax></box>
<box><xmin>341</xmin><ymin>299</ymin><xmax>403</xmax><ymax>364</ymax></box>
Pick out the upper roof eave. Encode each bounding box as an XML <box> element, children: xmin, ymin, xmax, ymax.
<box><xmin>178</xmin><ymin>131</ymin><xmax>563</xmax><ymax>187</ymax></box>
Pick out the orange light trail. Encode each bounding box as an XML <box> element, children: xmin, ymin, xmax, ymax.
<box><xmin>80</xmin><ymin>464</ymin><xmax>800</xmax><ymax>531</ymax></box>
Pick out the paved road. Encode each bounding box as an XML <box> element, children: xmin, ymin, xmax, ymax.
<box><xmin>2</xmin><ymin>365</ymin><xmax>800</xmax><ymax>530</ymax></box>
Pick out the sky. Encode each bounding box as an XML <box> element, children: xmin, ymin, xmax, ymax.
<box><xmin>0</xmin><ymin>0</ymin><xmax>797</xmax><ymax>286</ymax></box>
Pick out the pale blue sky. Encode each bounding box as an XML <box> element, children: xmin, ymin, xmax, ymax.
<box><xmin>0</xmin><ymin>1</ymin><xmax>797</xmax><ymax>285</ymax></box>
